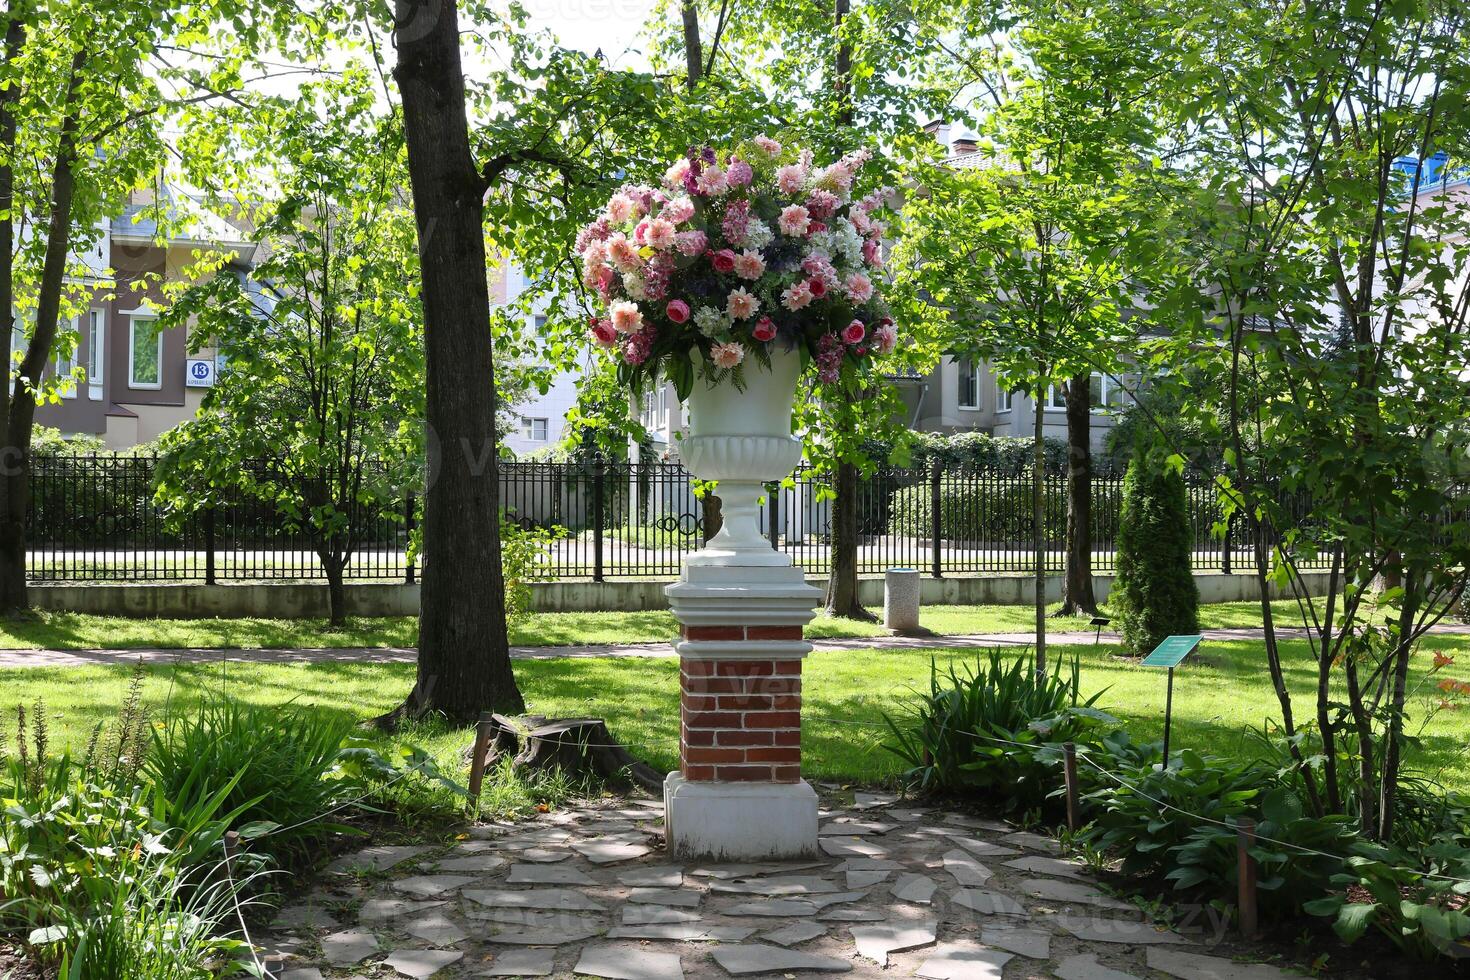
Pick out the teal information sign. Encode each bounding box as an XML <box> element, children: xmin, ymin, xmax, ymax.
<box><xmin>1141</xmin><ymin>634</ymin><xmax>1203</xmax><ymax>668</ymax></box>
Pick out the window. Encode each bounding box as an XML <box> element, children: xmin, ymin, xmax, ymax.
<box><xmin>1089</xmin><ymin>373</ymin><xmax>1128</xmax><ymax>413</ymax></box>
<box><xmin>55</xmin><ymin>318</ymin><xmax>79</xmax><ymax>398</ymax></box>
<box><xmin>86</xmin><ymin>310</ymin><xmax>104</xmax><ymax>399</ymax></box>
<box><xmin>956</xmin><ymin>358</ymin><xmax>979</xmax><ymax>410</ymax></box>
<box><xmin>533</xmin><ymin>314</ymin><xmax>549</xmax><ymax>332</ymax></box>
<box><xmin>657</xmin><ymin>385</ymin><xmax>667</xmax><ymax>423</ymax></box>
<box><xmin>1044</xmin><ymin>384</ymin><xmax>1067</xmax><ymax>410</ymax></box>
<box><xmin>520</xmin><ymin>417</ymin><xmax>549</xmax><ymax>441</ymax></box>
<box><xmin>996</xmin><ymin>386</ymin><xmax>1013</xmax><ymax>413</ymax></box>
<box><xmin>128</xmin><ymin>315</ymin><xmax>163</xmax><ymax>389</ymax></box>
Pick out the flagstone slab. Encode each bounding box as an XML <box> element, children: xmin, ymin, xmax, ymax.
<box><xmin>853</xmin><ymin>791</ymin><xmax>898</xmax><ymax>809</ymax></box>
<box><xmin>997</xmin><ymin>831</ymin><xmax>1060</xmax><ymax>853</ymax></box>
<box><xmin>574</xmin><ymin>943</ymin><xmax>685</xmax><ymax>980</ymax></box>
<box><xmin>382</xmin><ymin>948</ymin><xmax>464</xmax><ymax>979</ymax></box>
<box><xmin>949</xmin><ymin>888</ymin><xmax>1027</xmax><ymax>917</ymax></box>
<box><xmin>270</xmin><ymin>905</ymin><xmax>341</xmax><ymax>932</ymax></box>
<box><xmin>952</xmin><ymin>838</ymin><xmax>1022</xmax><ymax>858</ymax></box>
<box><xmin>941</xmin><ymin>849</ymin><xmax>992</xmax><ymax>886</ymax></box>
<box><xmin>887</xmin><ymin>809</ymin><xmax>928</xmax><ymax>821</ymax></box>
<box><xmin>835</xmin><ymin>858</ymin><xmax>905</xmax><ymax>873</ymax></box>
<box><xmin>710</xmin><ymin>944</ymin><xmax>852</xmax><ymax>975</ymax></box>
<box><xmin>391</xmin><ymin>875</ymin><xmax>476</xmax><ymax>898</ymax></box>
<box><xmin>1003</xmin><ymin>855</ymin><xmax>1088</xmax><ymax>879</ymax></box>
<box><xmin>979</xmin><ymin>923</ymin><xmax>1050</xmax><ymax>959</ymax></box>
<box><xmin>725</xmin><ymin>898</ymin><xmax>822</xmax><ymax>917</ymax></box>
<box><xmin>818</xmin><ymin>908</ymin><xmax>888</xmax><ymax>922</ymax></box>
<box><xmin>845</xmin><ymin>869</ymin><xmax>892</xmax><ymax>888</ymax></box>
<box><xmin>627</xmin><ymin>887</ymin><xmax>702</xmax><ymax>907</ymax></box>
<box><xmin>327</xmin><ymin>845</ymin><xmax>430</xmax><ymax>874</ymax></box>
<box><xmin>278</xmin><ymin>970</ymin><xmax>324</xmax><ymax>980</ymax></box>
<box><xmin>433</xmin><ymin>854</ymin><xmax>507</xmax><ymax>874</ymax></box>
<box><xmin>573</xmin><ymin>838</ymin><xmax>653</xmax><ymax>864</ymax></box>
<box><xmin>466</xmin><ymin>907</ymin><xmax>602</xmax><ymax>931</ymax></box>
<box><xmin>1057</xmin><ymin>914</ymin><xmax>1191</xmax><ymax>945</ymax></box>
<box><xmin>914</xmin><ymin>942</ymin><xmax>1013</xmax><ymax>980</ymax></box>
<box><xmin>617</xmin><ymin>865</ymin><xmax>685</xmax><ymax>887</ymax></box>
<box><xmin>1054</xmin><ymin>953</ymin><xmax>1143</xmax><ymax>980</ymax></box>
<box><xmin>359</xmin><ymin>898</ymin><xmax>447</xmax><ymax>924</ymax></box>
<box><xmin>819</xmin><ymin>837</ymin><xmax>888</xmax><ymax>858</ymax></box>
<box><xmin>622</xmin><ymin>905</ymin><xmax>703</xmax><ymax>925</ymax></box>
<box><xmin>481</xmin><ymin>948</ymin><xmax>556</xmax><ymax>977</ymax></box>
<box><xmin>818</xmin><ymin>820</ymin><xmax>895</xmax><ymax>836</ymax></box>
<box><xmin>1146</xmin><ymin>948</ymin><xmax>1301</xmax><ymax>980</ymax></box>
<box><xmin>321</xmin><ymin>929</ymin><xmax>380</xmax><ymax>967</ymax></box>
<box><xmin>890</xmin><ymin>872</ymin><xmax>938</xmax><ymax>904</ymax></box>
<box><xmin>1019</xmin><ymin>878</ymin><xmax>1134</xmax><ymax>911</ymax></box>
<box><xmin>941</xmin><ymin>814</ymin><xmax>1011</xmax><ymax>833</ymax></box>
<box><xmin>851</xmin><ymin>918</ymin><xmax>939</xmax><ymax>966</ymax></box>
<box><xmin>760</xmin><ymin>922</ymin><xmax>827</xmax><ymax>947</ymax></box>
<box><xmin>517</xmin><ymin>847</ymin><xmax>573</xmax><ymax>863</ymax></box>
<box><xmin>401</xmin><ymin>911</ymin><xmax>468</xmax><ymax>946</ymax></box>
<box><xmin>907</xmin><ymin>825</ymin><xmax>967</xmax><ymax>838</ymax></box>
<box><xmin>487</xmin><ymin>924</ymin><xmax>602</xmax><ymax>945</ymax></box>
<box><xmin>690</xmin><ymin>861</ymin><xmax>828</xmax><ymax>879</ymax></box>
<box><xmin>507</xmin><ymin>863</ymin><xmax>596</xmax><ymax>885</ymax></box>
<box><xmin>463</xmin><ymin>888</ymin><xmax>606</xmax><ymax>912</ymax></box>
<box><xmin>709</xmin><ymin>875</ymin><xmax>840</xmax><ymax>896</ymax></box>
<box><xmin>606</xmin><ymin>923</ymin><xmax>757</xmax><ymax>942</ymax></box>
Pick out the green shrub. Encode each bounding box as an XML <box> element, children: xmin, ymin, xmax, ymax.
<box><xmin>1307</xmin><ymin>840</ymin><xmax>1470</xmax><ymax>960</ymax></box>
<box><xmin>1111</xmin><ymin>455</ymin><xmax>1199</xmax><ymax>652</ymax></box>
<box><xmin>883</xmin><ymin>650</ymin><xmax>1117</xmax><ymax>813</ymax></box>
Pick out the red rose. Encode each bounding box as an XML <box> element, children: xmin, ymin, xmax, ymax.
<box><xmin>752</xmin><ymin>317</ymin><xmax>777</xmax><ymax>342</ymax></box>
<box><xmin>666</xmin><ymin>299</ymin><xmax>691</xmax><ymax>323</ymax></box>
<box><xmin>807</xmin><ymin>277</ymin><xmax>828</xmax><ymax>298</ymax></box>
<box><xmin>841</xmin><ymin>319</ymin><xmax>866</xmax><ymax>345</ymax></box>
<box><xmin>711</xmin><ymin>249</ymin><xmax>737</xmax><ymax>273</ymax></box>
<box><xmin>591</xmin><ymin>320</ymin><xmax>618</xmax><ymax>347</ymax></box>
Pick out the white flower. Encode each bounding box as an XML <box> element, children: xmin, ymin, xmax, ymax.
<box><xmin>743</xmin><ymin>220</ymin><xmax>774</xmax><ymax>250</ymax></box>
<box><xmin>622</xmin><ymin>272</ymin><xmax>647</xmax><ymax>301</ymax></box>
<box><xmin>693</xmin><ymin>305</ymin><xmax>733</xmax><ymax>338</ymax></box>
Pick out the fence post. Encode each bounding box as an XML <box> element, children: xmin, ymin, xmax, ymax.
<box><xmin>767</xmin><ymin>482</ymin><xmax>780</xmax><ymax>550</ymax></box>
<box><xmin>203</xmin><ymin>506</ymin><xmax>217</xmax><ymax>586</ymax></box>
<box><xmin>404</xmin><ymin>492</ymin><xmax>417</xmax><ymax>585</ymax></box>
<box><xmin>1222</xmin><ymin>512</ymin><xmax>1233</xmax><ymax>575</ymax></box>
<box><xmin>929</xmin><ymin>462</ymin><xmax>943</xmax><ymax>579</ymax></box>
<box><xmin>1063</xmin><ymin>741</ymin><xmax>1080</xmax><ymax>831</ymax></box>
<box><xmin>592</xmin><ymin>457</ymin><xmax>605</xmax><ymax>583</ymax></box>
<box><xmin>1236</xmin><ymin>816</ymin><xmax>1259</xmax><ymax>939</ymax></box>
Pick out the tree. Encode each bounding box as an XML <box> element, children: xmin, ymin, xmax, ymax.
<box><xmin>1111</xmin><ymin>452</ymin><xmax>1199</xmax><ymax>653</ymax></box>
<box><xmin>153</xmin><ymin>74</ymin><xmax>423</xmax><ymax>627</ymax></box>
<box><xmin>0</xmin><ymin>0</ymin><xmax>312</xmax><ymax>612</ymax></box>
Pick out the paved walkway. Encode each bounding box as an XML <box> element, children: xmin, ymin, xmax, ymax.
<box><xmin>3</xmin><ymin>623</ymin><xmax>1467</xmax><ymax>670</ymax></box>
<box><xmin>253</xmin><ymin>791</ymin><xmax>1301</xmax><ymax>980</ymax></box>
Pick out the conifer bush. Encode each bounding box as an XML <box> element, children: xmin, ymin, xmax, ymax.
<box><xmin>1112</xmin><ymin>454</ymin><xmax>1199</xmax><ymax>652</ymax></box>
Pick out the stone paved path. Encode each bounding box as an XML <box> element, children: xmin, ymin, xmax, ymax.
<box><xmin>8</xmin><ymin>623</ymin><xmax>1467</xmax><ymax>669</ymax></box>
<box><xmin>252</xmin><ymin>793</ymin><xmax>1303</xmax><ymax>980</ymax></box>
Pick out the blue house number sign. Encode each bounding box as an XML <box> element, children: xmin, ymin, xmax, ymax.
<box><xmin>185</xmin><ymin>358</ymin><xmax>216</xmax><ymax>388</ymax></box>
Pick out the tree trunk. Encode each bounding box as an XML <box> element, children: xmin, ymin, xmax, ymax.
<box><xmin>700</xmin><ymin>492</ymin><xmax>722</xmax><ymax>543</ymax></box>
<box><xmin>1032</xmin><ymin>384</ymin><xmax>1047</xmax><ymax>679</ymax></box>
<box><xmin>825</xmin><ymin>460</ymin><xmax>873</xmax><ymax>620</ymax></box>
<box><xmin>323</xmin><ymin>553</ymin><xmax>347</xmax><ymax>627</ymax></box>
<box><xmin>391</xmin><ymin>0</ymin><xmax>524</xmax><ymax>725</ymax></box>
<box><xmin>680</xmin><ymin>1</ymin><xmax>703</xmax><ymax>87</ymax></box>
<box><xmin>1057</xmin><ymin>373</ymin><xmax>1097</xmax><ymax>616</ymax></box>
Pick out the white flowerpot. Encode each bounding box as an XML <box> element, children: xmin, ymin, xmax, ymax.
<box><xmin>681</xmin><ymin>346</ymin><xmax>803</xmax><ymax>565</ymax></box>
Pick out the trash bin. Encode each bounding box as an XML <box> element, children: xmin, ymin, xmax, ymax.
<box><xmin>884</xmin><ymin>567</ymin><xmax>921</xmax><ymax>633</ymax></box>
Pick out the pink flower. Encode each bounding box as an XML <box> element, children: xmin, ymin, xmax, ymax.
<box><xmin>591</xmin><ymin>319</ymin><xmax>618</xmax><ymax>347</ymax></box>
<box><xmin>727</xmin><ymin>159</ymin><xmax>753</xmax><ymax>187</ymax></box>
<box><xmin>817</xmin><ymin>161</ymin><xmax>854</xmax><ymax>195</ymax></box>
<box><xmin>727</xmin><ymin>287</ymin><xmax>759</xmax><ymax>320</ymax></box>
<box><xmin>646</xmin><ymin>217</ymin><xmax>676</xmax><ymax>251</ymax></box>
<box><xmin>806</xmin><ymin>189</ymin><xmax>838</xmax><ymax>219</ymax></box>
<box><xmin>675</xmin><ymin>230</ymin><xmax>708</xmax><ymax>256</ymax></box>
<box><xmin>844</xmin><ymin>272</ymin><xmax>873</xmax><ymax>303</ymax></box>
<box><xmin>633</xmin><ymin>218</ymin><xmax>649</xmax><ymax>244</ymax></box>
<box><xmin>872</xmin><ymin>324</ymin><xmax>897</xmax><ymax>355</ymax></box>
<box><xmin>611</xmin><ymin>301</ymin><xmax>644</xmax><ymax>334</ymax></box>
<box><xmin>606</xmin><ymin>192</ymin><xmax>636</xmax><ymax>224</ymax></box>
<box><xmin>776</xmin><ymin>164</ymin><xmax>806</xmax><ymax>195</ymax></box>
<box><xmin>666</xmin><ymin>299</ymin><xmax>691</xmax><ymax>324</ymax></box>
<box><xmin>801</xmin><ymin>254</ymin><xmax>835</xmax><ymax>282</ymax></box>
<box><xmin>781</xmin><ymin>280</ymin><xmax>813</xmax><ymax>311</ymax></box>
<box><xmin>807</xmin><ymin>277</ymin><xmax>827</xmax><ymax>299</ymax></box>
<box><xmin>710</xmin><ymin>249</ymin><xmax>737</xmax><ymax>274</ymax></box>
<box><xmin>752</xmin><ymin>317</ymin><xmax>777</xmax><ymax>342</ymax></box>
<box><xmin>842</xmin><ymin>319</ymin><xmax>866</xmax><ymax>345</ymax></box>
<box><xmin>778</xmin><ymin>205</ymin><xmax>811</xmax><ymax>237</ymax></box>
<box><xmin>696</xmin><ymin>165</ymin><xmax>729</xmax><ymax>196</ymax></box>
<box><xmin>662</xmin><ymin>196</ymin><xmax>695</xmax><ymax>224</ymax></box>
<box><xmin>809</xmin><ymin>221</ymin><xmax>827</xmax><ymax>234</ymax></box>
<box><xmin>754</xmin><ymin>135</ymin><xmax>782</xmax><ymax>157</ymax></box>
<box><xmin>710</xmin><ymin>341</ymin><xmax>745</xmax><ymax>369</ymax></box>
<box><xmin>862</xmin><ymin>238</ymin><xmax>883</xmax><ymax>268</ymax></box>
<box><xmin>664</xmin><ymin>158</ymin><xmax>691</xmax><ymax>189</ymax></box>
<box><xmin>733</xmin><ymin>249</ymin><xmax>766</xmax><ymax>279</ymax></box>
<box><xmin>851</xmin><ymin>211</ymin><xmax>872</xmax><ymax>236</ymax></box>
<box><xmin>606</xmin><ymin>233</ymin><xmax>641</xmax><ymax>271</ymax></box>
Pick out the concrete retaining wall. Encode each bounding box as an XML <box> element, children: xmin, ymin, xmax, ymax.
<box><xmin>30</xmin><ymin>571</ymin><xmax>1332</xmax><ymax>619</ymax></box>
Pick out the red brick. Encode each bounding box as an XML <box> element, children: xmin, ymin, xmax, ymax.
<box><xmin>745</xmin><ymin>711</ymin><xmax>801</xmax><ymax>728</ymax></box>
<box><xmin>683</xmin><ymin>764</ymin><xmax>715</xmax><ymax>780</ymax></box>
<box><xmin>682</xmin><ymin>676</ymin><xmax>743</xmax><ymax>694</ymax></box>
<box><xmin>684</xmin><ymin>710</ymin><xmax>745</xmax><ymax>729</ymax></box>
<box><xmin>770</xmin><ymin>695</ymin><xmax>802</xmax><ymax>710</ymax></box>
<box><xmin>715</xmin><ymin>765</ymin><xmax>775</xmax><ymax>782</ymax></box>
<box><xmin>681</xmin><ymin>694</ymin><xmax>719</xmax><ymax>711</ymax></box>
<box><xmin>682</xmin><ymin>727</ymin><xmax>716</xmax><ymax>746</ymax></box>
<box><xmin>744</xmin><ymin>746</ymin><xmax>801</xmax><ymax>763</ymax></box>
<box><xmin>715</xmin><ymin>729</ymin><xmax>774</xmax><ymax>747</ymax></box>
<box><xmin>717</xmin><ymin>694</ymin><xmax>774</xmax><ymax>711</ymax></box>
<box><xmin>715</xmin><ymin>661</ymin><xmax>775</xmax><ymax>677</ymax></box>
<box><xmin>681</xmin><ymin>660</ymin><xmax>716</xmax><ymax>676</ymax></box>
<box><xmin>773</xmin><ymin>730</ymin><xmax>802</xmax><ymax>746</ymax></box>
<box><xmin>684</xmin><ymin>625</ymin><xmax>745</xmax><ymax>641</ymax></box>
<box><xmin>745</xmin><ymin>677</ymin><xmax>801</xmax><ymax>696</ymax></box>
<box><xmin>771</xmin><ymin>765</ymin><xmax>802</xmax><ymax>783</ymax></box>
<box><xmin>684</xmin><ymin>747</ymin><xmax>748</xmax><ymax>763</ymax></box>
<box><xmin>746</xmin><ymin>625</ymin><xmax>804</xmax><ymax>640</ymax></box>
<box><xmin>771</xmin><ymin>660</ymin><xmax>804</xmax><ymax>675</ymax></box>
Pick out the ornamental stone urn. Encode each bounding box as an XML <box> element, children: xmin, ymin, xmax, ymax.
<box><xmin>664</xmin><ymin>346</ymin><xmax>824</xmax><ymax>860</ymax></box>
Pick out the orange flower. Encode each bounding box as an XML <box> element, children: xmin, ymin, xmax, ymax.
<box><xmin>1433</xmin><ymin>651</ymin><xmax>1456</xmax><ymax>670</ymax></box>
<box><xmin>1458</xmin><ymin>681</ymin><xmax>1470</xmax><ymax>696</ymax></box>
<box><xmin>1440</xmin><ymin>678</ymin><xmax>1459</xmax><ymax>692</ymax></box>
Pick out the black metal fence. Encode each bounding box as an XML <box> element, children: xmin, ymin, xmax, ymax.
<box><xmin>27</xmin><ymin>453</ymin><xmax>1309</xmax><ymax>583</ymax></box>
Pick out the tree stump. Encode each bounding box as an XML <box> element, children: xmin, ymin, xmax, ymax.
<box><xmin>468</xmin><ymin>715</ymin><xmax>665</xmax><ymax>794</ymax></box>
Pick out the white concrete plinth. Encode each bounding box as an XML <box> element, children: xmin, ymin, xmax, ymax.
<box><xmin>664</xmin><ymin>772</ymin><xmax>819</xmax><ymax>860</ymax></box>
<box><xmin>883</xmin><ymin>567</ymin><xmax>922</xmax><ymax>633</ymax></box>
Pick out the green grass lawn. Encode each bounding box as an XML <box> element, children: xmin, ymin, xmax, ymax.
<box><xmin>0</xmin><ymin>599</ymin><xmax>1324</xmax><ymax>650</ymax></box>
<box><xmin>6</xmin><ymin>633</ymin><xmax>1466</xmax><ymax>796</ymax></box>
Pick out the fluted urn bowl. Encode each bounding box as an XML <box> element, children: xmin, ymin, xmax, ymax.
<box><xmin>681</xmin><ymin>346</ymin><xmax>803</xmax><ymax>565</ymax></box>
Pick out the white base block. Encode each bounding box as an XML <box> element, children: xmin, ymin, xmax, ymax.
<box><xmin>664</xmin><ymin>773</ymin><xmax>818</xmax><ymax>860</ymax></box>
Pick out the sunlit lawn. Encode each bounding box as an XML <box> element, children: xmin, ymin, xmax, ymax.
<box><xmin>6</xmin><ymin>633</ymin><xmax>1466</xmax><ymax>795</ymax></box>
<box><xmin>0</xmin><ymin>599</ymin><xmax>1322</xmax><ymax>650</ymax></box>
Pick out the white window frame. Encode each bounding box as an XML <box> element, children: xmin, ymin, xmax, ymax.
<box><xmin>956</xmin><ymin>358</ymin><xmax>980</xmax><ymax>410</ymax></box>
<box><xmin>1044</xmin><ymin>383</ymin><xmax>1067</xmax><ymax>411</ymax></box>
<box><xmin>87</xmin><ymin>310</ymin><xmax>105</xmax><ymax>400</ymax></box>
<box><xmin>126</xmin><ymin>311</ymin><xmax>163</xmax><ymax>390</ymax></box>
<box><xmin>520</xmin><ymin>416</ymin><xmax>549</xmax><ymax>442</ymax></box>
<box><xmin>996</xmin><ymin>386</ymin><xmax>1013</xmax><ymax>413</ymax></box>
<box><xmin>55</xmin><ymin>317</ymin><xmax>79</xmax><ymax>399</ymax></box>
<box><xmin>1089</xmin><ymin>373</ymin><xmax>1129</xmax><ymax>414</ymax></box>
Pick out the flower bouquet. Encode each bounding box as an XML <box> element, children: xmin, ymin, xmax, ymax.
<box><xmin>578</xmin><ymin>137</ymin><xmax>897</xmax><ymax>398</ymax></box>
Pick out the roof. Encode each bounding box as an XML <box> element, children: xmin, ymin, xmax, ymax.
<box><xmin>110</xmin><ymin>187</ymin><xmax>256</xmax><ymax>257</ymax></box>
